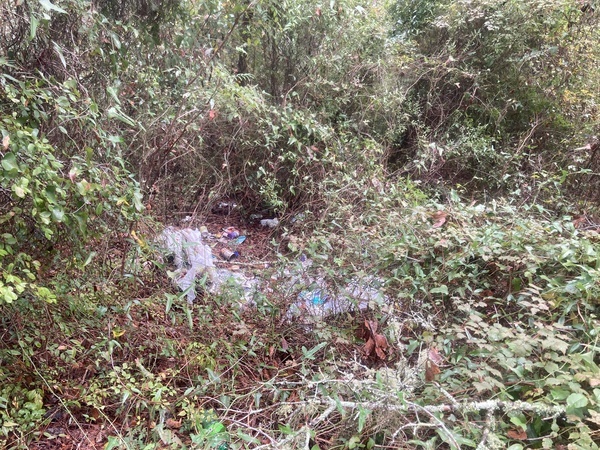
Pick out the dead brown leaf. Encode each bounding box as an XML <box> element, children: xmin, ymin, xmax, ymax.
<box><xmin>166</xmin><ymin>418</ymin><xmax>182</xmax><ymax>429</ymax></box>
<box><xmin>589</xmin><ymin>378</ymin><xmax>600</xmax><ymax>388</ymax></box>
<box><xmin>280</xmin><ymin>337</ymin><xmax>289</xmax><ymax>351</ymax></box>
<box><xmin>2</xmin><ymin>135</ymin><xmax>9</xmax><ymax>150</ymax></box>
<box><xmin>425</xmin><ymin>360</ymin><xmax>440</xmax><ymax>382</ymax></box>
<box><xmin>428</xmin><ymin>347</ymin><xmax>443</xmax><ymax>365</ymax></box>
<box><xmin>573</xmin><ymin>215</ymin><xmax>587</xmax><ymax>229</ymax></box>
<box><xmin>507</xmin><ymin>428</ymin><xmax>527</xmax><ymax>440</ymax></box>
<box><xmin>362</xmin><ymin>319</ymin><xmax>388</xmax><ymax>360</ymax></box>
<box><xmin>432</xmin><ymin>211</ymin><xmax>448</xmax><ymax>228</ymax></box>
<box><xmin>425</xmin><ymin>347</ymin><xmax>444</xmax><ymax>382</ymax></box>
<box><xmin>363</xmin><ymin>337</ymin><xmax>375</xmax><ymax>356</ymax></box>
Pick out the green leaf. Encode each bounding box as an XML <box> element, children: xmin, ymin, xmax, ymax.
<box><xmin>2</xmin><ymin>153</ymin><xmax>18</xmax><ymax>171</ymax></box>
<box><xmin>2</xmin><ymin>233</ymin><xmax>17</xmax><ymax>245</ymax></box>
<box><xmin>510</xmin><ymin>415</ymin><xmax>527</xmax><ymax>430</ymax></box>
<box><xmin>430</xmin><ymin>285</ymin><xmax>448</xmax><ymax>295</ymax></box>
<box><xmin>107</xmin><ymin>107</ymin><xmax>136</xmax><ymax>126</ymax></box>
<box><xmin>37</xmin><ymin>286</ymin><xmax>57</xmax><ymax>303</ymax></box>
<box><xmin>45</xmin><ymin>186</ymin><xmax>58</xmax><ymax>203</ymax></box>
<box><xmin>236</xmin><ymin>430</ymin><xmax>259</xmax><ymax>444</ymax></box>
<box><xmin>82</xmin><ymin>251</ymin><xmax>96</xmax><ymax>267</ymax></box>
<box><xmin>38</xmin><ymin>0</ymin><xmax>67</xmax><ymax>14</ymax></box>
<box><xmin>301</xmin><ymin>342</ymin><xmax>327</xmax><ymax>360</ymax></box>
<box><xmin>13</xmin><ymin>184</ymin><xmax>26</xmax><ymax>198</ymax></box>
<box><xmin>567</xmin><ymin>393</ymin><xmax>588</xmax><ymax>409</ymax></box>
<box><xmin>30</xmin><ymin>14</ymin><xmax>40</xmax><ymax>41</ymax></box>
<box><xmin>51</xmin><ymin>207</ymin><xmax>64</xmax><ymax>222</ymax></box>
<box><xmin>507</xmin><ymin>445</ymin><xmax>524</xmax><ymax>450</ymax></box>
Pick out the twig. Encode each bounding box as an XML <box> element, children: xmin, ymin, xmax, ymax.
<box><xmin>214</xmin><ymin>260</ymin><xmax>275</xmax><ymax>267</ymax></box>
<box><xmin>476</xmin><ymin>411</ymin><xmax>493</xmax><ymax>450</ymax></box>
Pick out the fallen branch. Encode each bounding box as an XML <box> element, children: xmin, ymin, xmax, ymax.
<box><xmin>314</xmin><ymin>397</ymin><xmax>565</xmax><ymax>417</ymax></box>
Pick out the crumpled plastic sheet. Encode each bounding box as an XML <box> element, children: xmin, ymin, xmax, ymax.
<box><xmin>157</xmin><ymin>227</ymin><xmax>216</xmax><ymax>304</ymax></box>
<box><xmin>280</xmin><ymin>257</ymin><xmax>388</xmax><ymax>319</ymax></box>
<box><xmin>157</xmin><ymin>227</ymin><xmax>259</xmax><ymax>305</ymax></box>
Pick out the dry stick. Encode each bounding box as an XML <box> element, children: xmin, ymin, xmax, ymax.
<box><xmin>214</xmin><ymin>260</ymin><xmax>275</xmax><ymax>267</ymax></box>
<box><xmin>266</xmin><ymin>397</ymin><xmax>565</xmax><ymax>448</ymax></box>
<box><xmin>476</xmin><ymin>411</ymin><xmax>493</xmax><ymax>450</ymax></box>
<box><xmin>405</xmin><ymin>401</ymin><xmax>462</xmax><ymax>449</ymax></box>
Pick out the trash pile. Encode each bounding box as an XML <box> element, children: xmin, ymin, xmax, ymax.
<box><xmin>279</xmin><ymin>256</ymin><xmax>388</xmax><ymax>319</ymax></box>
<box><xmin>156</xmin><ymin>226</ymin><xmax>258</xmax><ymax>305</ymax></box>
<box><xmin>156</xmin><ymin>224</ymin><xmax>388</xmax><ymax>317</ymax></box>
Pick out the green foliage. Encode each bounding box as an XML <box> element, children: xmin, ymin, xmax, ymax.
<box><xmin>0</xmin><ymin>385</ymin><xmax>45</xmax><ymax>446</ymax></box>
<box><xmin>0</xmin><ymin>78</ymin><xmax>142</xmax><ymax>305</ymax></box>
<box><xmin>388</xmin><ymin>0</ymin><xmax>599</xmax><ymax>195</ymax></box>
<box><xmin>1</xmin><ymin>0</ymin><xmax>600</xmax><ymax>448</ymax></box>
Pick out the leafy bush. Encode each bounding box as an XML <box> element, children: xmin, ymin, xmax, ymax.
<box><xmin>387</xmin><ymin>0</ymin><xmax>599</xmax><ymax>196</ymax></box>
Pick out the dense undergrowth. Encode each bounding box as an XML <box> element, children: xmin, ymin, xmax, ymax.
<box><xmin>1</xmin><ymin>0</ymin><xmax>600</xmax><ymax>448</ymax></box>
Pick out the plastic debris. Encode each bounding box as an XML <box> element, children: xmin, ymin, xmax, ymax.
<box><xmin>157</xmin><ymin>227</ymin><xmax>216</xmax><ymax>304</ymax></box>
<box><xmin>232</xmin><ymin>235</ymin><xmax>246</xmax><ymax>245</ymax></box>
<box><xmin>212</xmin><ymin>201</ymin><xmax>238</xmax><ymax>215</ymax></box>
<box><xmin>223</xmin><ymin>226</ymin><xmax>240</xmax><ymax>239</ymax></box>
<box><xmin>299</xmin><ymin>290</ymin><xmax>328</xmax><ymax>305</ymax></box>
<box><xmin>212</xmin><ymin>268</ymin><xmax>260</xmax><ymax>307</ymax></box>
<box><xmin>260</xmin><ymin>218</ymin><xmax>279</xmax><ymax>228</ymax></box>
<box><xmin>199</xmin><ymin>226</ymin><xmax>210</xmax><ymax>239</ymax></box>
<box><xmin>282</xmin><ymin>257</ymin><xmax>388</xmax><ymax>320</ymax></box>
<box><xmin>156</xmin><ymin>229</ymin><xmax>388</xmax><ymax>317</ymax></box>
<box><xmin>290</xmin><ymin>212</ymin><xmax>306</xmax><ymax>223</ymax></box>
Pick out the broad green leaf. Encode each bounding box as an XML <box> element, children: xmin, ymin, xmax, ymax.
<box><xmin>51</xmin><ymin>207</ymin><xmax>64</xmax><ymax>222</ymax></box>
<box><xmin>13</xmin><ymin>184</ymin><xmax>26</xmax><ymax>198</ymax></box>
<box><xmin>567</xmin><ymin>393</ymin><xmax>588</xmax><ymax>409</ymax></box>
<box><xmin>0</xmin><ymin>286</ymin><xmax>18</xmax><ymax>303</ymax></box>
<box><xmin>2</xmin><ymin>153</ymin><xmax>18</xmax><ymax>171</ymax></box>
<box><xmin>510</xmin><ymin>415</ymin><xmax>527</xmax><ymax>430</ymax></box>
<box><xmin>2</xmin><ymin>233</ymin><xmax>17</xmax><ymax>245</ymax></box>
<box><xmin>37</xmin><ymin>287</ymin><xmax>56</xmax><ymax>303</ymax></box>
<box><xmin>30</xmin><ymin>14</ymin><xmax>40</xmax><ymax>41</ymax></box>
<box><xmin>45</xmin><ymin>186</ymin><xmax>57</xmax><ymax>203</ymax></box>
<box><xmin>430</xmin><ymin>285</ymin><xmax>448</xmax><ymax>295</ymax></box>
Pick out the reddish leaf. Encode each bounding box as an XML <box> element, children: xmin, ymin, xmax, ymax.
<box><xmin>425</xmin><ymin>360</ymin><xmax>440</xmax><ymax>382</ymax></box>
<box><xmin>425</xmin><ymin>347</ymin><xmax>443</xmax><ymax>381</ymax></box>
<box><xmin>280</xmin><ymin>337</ymin><xmax>289</xmax><ymax>351</ymax></box>
<box><xmin>375</xmin><ymin>335</ymin><xmax>388</xmax><ymax>360</ymax></box>
<box><xmin>362</xmin><ymin>319</ymin><xmax>388</xmax><ymax>360</ymax></box>
<box><xmin>363</xmin><ymin>337</ymin><xmax>375</xmax><ymax>356</ymax></box>
<box><xmin>365</xmin><ymin>319</ymin><xmax>378</xmax><ymax>333</ymax></box>
<box><xmin>573</xmin><ymin>215</ymin><xmax>587</xmax><ymax>229</ymax></box>
<box><xmin>507</xmin><ymin>428</ymin><xmax>527</xmax><ymax>440</ymax></box>
<box><xmin>209</xmin><ymin>109</ymin><xmax>216</xmax><ymax>120</ymax></box>
<box><xmin>432</xmin><ymin>211</ymin><xmax>448</xmax><ymax>228</ymax></box>
<box><xmin>428</xmin><ymin>347</ymin><xmax>443</xmax><ymax>365</ymax></box>
<box><xmin>166</xmin><ymin>418</ymin><xmax>181</xmax><ymax>429</ymax></box>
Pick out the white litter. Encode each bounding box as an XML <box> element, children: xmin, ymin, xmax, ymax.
<box><xmin>157</xmin><ymin>227</ymin><xmax>216</xmax><ymax>304</ymax></box>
